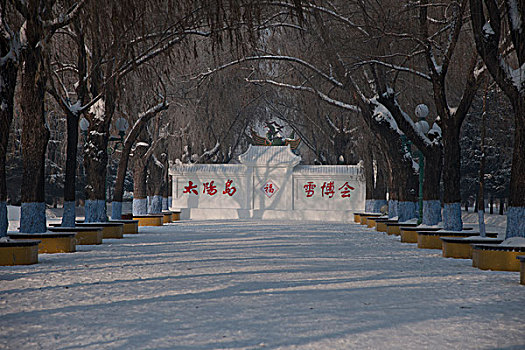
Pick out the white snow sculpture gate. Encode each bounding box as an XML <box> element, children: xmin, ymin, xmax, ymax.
<box><xmin>169</xmin><ymin>145</ymin><xmax>365</xmax><ymax>222</ymax></box>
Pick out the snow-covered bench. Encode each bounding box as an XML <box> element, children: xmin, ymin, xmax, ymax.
<box><xmin>0</xmin><ymin>239</ymin><xmax>40</xmax><ymax>265</ymax></box>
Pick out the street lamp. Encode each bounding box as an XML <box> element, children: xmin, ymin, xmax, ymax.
<box><xmin>107</xmin><ymin>117</ymin><xmax>129</xmax><ymax>202</ymax></box>
<box><xmin>109</xmin><ymin>117</ymin><xmax>129</xmax><ymax>152</ymax></box>
<box><xmin>79</xmin><ymin>117</ymin><xmax>89</xmax><ymax>138</ymax></box>
<box><xmin>414</xmin><ymin>104</ymin><xmax>430</xmax><ymax>225</ymax></box>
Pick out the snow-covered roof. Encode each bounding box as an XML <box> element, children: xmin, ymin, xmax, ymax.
<box><xmin>293</xmin><ymin>165</ymin><xmax>363</xmax><ymax>176</ymax></box>
<box><xmin>169</xmin><ymin>164</ymin><xmax>248</xmax><ymax>175</ymax></box>
<box><xmin>238</xmin><ymin>145</ymin><xmax>301</xmax><ymax>167</ymax></box>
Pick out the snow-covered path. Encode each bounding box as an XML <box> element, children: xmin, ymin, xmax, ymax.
<box><xmin>1</xmin><ymin>220</ymin><xmax>524</xmax><ymax>349</ymax></box>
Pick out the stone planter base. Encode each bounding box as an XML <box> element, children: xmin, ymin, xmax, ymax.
<box><xmin>376</xmin><ymin>220</ymin><xmax>398</xmax><ymax>233</ymax></box>
<box><xmin>162</xmin><ymin>212</ymin><xmax>172</xmax><ymax>223</ymax></box>
<box><xmin>8</xmin><ymin>233</ymin><xmax>76</xmax><ymax>254</ymax></box>
<box><xmin>417</xmin><ymin>229</ymin><xmax>487</xmax><ymax>250</ymax></box>
<box><xmin>387</xmin><ymin>223</ymin><xmax>418</xmax><ymax>236</ymax></box>
<box><xmin>353</xmin><ymin>213</ymin><xmax>381</xmax><ymax>225</ymax></box>
<box><xmin>0</xmin><ymin>240</ymin><xmax>40</xmax><ymax>265</ymax></box>
<box><xmin>518</xmin><ymin>256</ymin><xmax>525</xmax><ymax>285</ymax></box>
<box><xmin>366</xmin><ymin>216</ymin><xmax>388</xmax><ymax>228</ymax></box>
<box><xmin>440</xmin><ymin>237</ymin><xmax>503</xmax><ymax>259</ymax></box>
<box><xmin>133</xmin><ymin>215</ymin><xmax>163</xmax><ymax>226</ymax></box>
<box><xmin>109</xmin><ymin>220</ymin><xmax>139</xmax><ymax>234</ymax></box>
<box><xmin>171</xmin><ymin>211</ymin><xmax>181</xmax><ymax>221</ymax></box>
<box><xmin>400</xmin><ymin>227</ymin><xmax>440</xmax><ymax>243</ymax></box>
<box><xmin>472</xmin><ymin>245</ymin><xmax>525</xmax><ymax>271</ymax></box>
<box><xmin>48</xmin><ymin>227</ymin><xmax>103</xmax><ymax>245</ymax></box>
<box><xmin>75</xmin><ymin>222</ymin><xmax>124</xmax><ymax>239</ymax></box>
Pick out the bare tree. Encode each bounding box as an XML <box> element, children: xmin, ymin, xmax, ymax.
<box><xmin>469</xmin><ymin>0</ymin><xmax>525</xmax><ymax>238</ymax></box>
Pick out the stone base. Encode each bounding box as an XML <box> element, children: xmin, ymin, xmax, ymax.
<box><xmin>441</xmin><ymin>238</ymin><xmax>503</xmax><ymax>259</ymax></box>
<box><xmin>0</xmin><ymin>240</ymin><xmax>40</xmax><ymax>265</ymax></box>
<box><xmin>109</xmin><ymin>220</ymin><xmax>139</xmax><ymax>234</ymax></box>
<box><xmin>518</xmin><ymin>256</ymin><xmax>525</xmax><ymax>285</ymax></box>
<box><xmin>171</xmin><ymin>211</ymin><xmax>181</xmax><ymax>221</ymax></box>
<box><xmin>8</xmin><ymin>233</ymin><xmax>76</xmax><ymax>254</ymax></box>
<box><xmin>366</xmin><ymin>216</ymin><xmax>387</xmax><ymax>228</ymax></box>
<box><xmin>387</xmin><ymin>223</ymin><xmax>418</xmax><ymax>236</ymax></box>
<box><xmin>472</xmin><ymin>245</ymin><xmax>525</xmax><ymax>271</ymax></box>
<box><xmin>162</xmin><ymin>212</ymin><xmax>172</xmax><ymax>223</ymax></box>
<box><xmin>376</xmin><ymin>220</ymin><xmax>398</xmax><ymax>233</ymax></box>
<box><xmin>48</xmin><ymin>227</ymin><xmax>103</xmax><ymax>245</ymax></box>
<box><xmin>76</xmin><ymin>223</ymin><xmax>124</xmax><ymax>239</ymax></box>
<box><xmin>400</xmin><ymin>227</ymin><xmax>441</xmax><ymax>244</ymax></box>
<box><xmin>417</xmin><ymin>229</ymin><xmax>486</xmax><ymax>250</ymax></box>
<box><xmin>133</xmin><ymin>215</ymin><xmax>163</xmax><ymax>226</ymax></box>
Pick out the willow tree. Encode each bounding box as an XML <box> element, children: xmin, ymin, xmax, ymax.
<box><xmin>77</xmin><ymin>0</ymin><xmax>305</xmax><ymax>223</ymax></box>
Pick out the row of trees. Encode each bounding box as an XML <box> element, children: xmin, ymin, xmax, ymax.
<box><xmin>197</xmin><ymin>0</ymin><xmax>523</xmax><ymax>236</ymax></box>
<box><xmin>1</xmin><ymin>0</ymin><xmax>523</xmax><ymax>239</ymax></box>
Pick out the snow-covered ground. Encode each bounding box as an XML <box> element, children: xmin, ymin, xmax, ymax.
<box><xmin>1</xmin><ymin>218</ymin><xmax>524</xmax><ymax>349</ymax></box>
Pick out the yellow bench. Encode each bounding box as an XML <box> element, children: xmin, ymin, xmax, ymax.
<box><xmin>48</xmin><ymin>226</ymin><xmax>103</xmax><ymax>245</ymax></box>
<box><xmin>440</xmin><ymin>237</ymin><xmax>503</xmax><ymax>259</ymax></box>
<box><xmin>109</xmin><ymin>220</ymin><xmax>139</xmax><ymax>234</ymax></box>
<box><xmin>472</xmin><ymin>244</ymin><xmax>525</xmax><ymax>271</ymax></box>
<box><xmin>76</xmin><ymin>222</ymin><xmax>124</xmax><ymax>239</ymax></box>
<box><xmin>417</xmin><ymin>229</ymin><xmax>486</xmax><ymax>250</ymax></box>
<box><xmin>8</xmin><ymin>233</ymin><xmax>76</xmax><ymax>254</ymax></box>
<box><xmin>133</xmin><ymin>215</ymin><xmax>164</xmax><ymax>226</ymax></box>
<box><xmin>0</xmin><ymin>239</ymin><xmax>40</xmax><ymax>265</ymax></box>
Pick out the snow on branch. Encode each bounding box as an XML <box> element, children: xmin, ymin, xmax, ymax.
<box><xmin>44</xmin><ymin>1</ymin><xmax>86</xmax><ymax>35</ymax></box>
<box><xmin>196</xmin><ymin>55</ymin><xmax>344</xmax><ymax>88</ymax></box>
<box><xmin>263</xmin><ymin>1</ymin><xmax>369</xmax><ymax>36</ymax></box>
<box><xmin>248</xmin><ymin>78</ymin><xmax>359</xmax><ymax>113</ymax></box>
<box><xmin>352</xmin><ymin>60</ymin><xmax>431</xmax><ymax>81</ymax></box>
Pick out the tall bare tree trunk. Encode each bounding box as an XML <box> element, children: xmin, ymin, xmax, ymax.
<box><xmin>61</xmin><ymin>19</ymin><xmax>88</xmax><ymax>227</ymax></box>
<box><xmin>132</xmin><ymin>144</ymin><xmax>149</xmax><ymax>215</ymax></box>
<box><xmin>147</xmin><ymin>154</ymin><xmax>164</xmax><ymax>214</ymax></box>
<box><xmin>0</xmin><ymin>38</ymin><xmax>18</xmax><ymax>237</ymax></box>
<box><xmin>506</xmin><ymin>100</ymin><xmax>525</xmax><ymax>238</ymax></box>
<box><xmin>111</xmin><ymin>101</ymin><xmax>167</xmax><ymax>219</ymax></box>
<box><xmin>19</xmin><ymin>13</ymin><xmax>50</xmax><ymax>233</ymax></box>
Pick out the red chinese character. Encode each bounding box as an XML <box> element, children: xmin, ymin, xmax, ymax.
<box><xmin>223</xmin><ymin>179</ymin><xmax>237</xmax><ymax>196</ymax></box>
<box><xmin>203</xmin><ymin>181</ymin><xmax>218</xmax><ymax>196</ymax></box>
<box><xmin>339</xmin><ymin>182</ymin><xmax>355</xmax><ymax>198</ymax></box>
<box><xmin>304</xmin><ymin>182</ymin><xmax>316</xmax><ymax>197</ymax></box>
<box><xmin>321</xmin><ymin>181</ymin><xmax>335</xmax><ymax>198</ymax></box>
<box><xmin>183</xmin><ymin>181</ymin><xmax>198</xmax><ymax>195</ymax></box>
<box><xmin>264</xmin><ymin>183</ymin><xmax>275</xmax><ymax>194</ymax></box>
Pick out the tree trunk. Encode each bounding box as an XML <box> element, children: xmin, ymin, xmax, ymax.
<box><xmin>132</xmin><ymin>145</ymin><xmax>149</xmax><ymax>215</ymax></box>
<box><xmin>83</xmin><ymin>118</ymin><xmax>110</xmax><ymax>222</ymax></box>
<box><xmin>372</xmin><ymin>161</ymin><xmax>388</xmax><ymax>213</ymax></box>
<box><xmin>19</xmin><ymin>25</ymin><xmax>50</xmax><ymax>233</ymax></box>
<box><xmin>112</xmin><ymin>140</ymin><xmax>133</xmax><ymax>220</ymax></box>
<box><xmin>147</xmin><ymin>155</ymin><xmax>164</xmax><ymax>214</ymax></box>
<box><xmin>422</xmin><ymin>151</ymin><xmax>442</xmax><ymax>225</ymax></box>
<box><xmin>363</xmin><ymin>149</ymin><xmax>375</xmax><ymax>212</ymax></box>
<box><xmin>441</xmin><ymin>119</ymin><xmax>463</xmax><ymax>230</ymax></box>
<box><xmin>0</xmin><ymin>47</ymin><xmax>18</xmax><ymax>237</ymax></box>
<box><xmin>61</xmin><ymin>19</ymin><xmax>88</xmax><ymax>227</ymax></box>
<box><xmin>61</xmin><ymin>113</ymin><xmax>80</xmax><ymax>227</ymax></box>
<box><xmin>162</xmin><ymin>153</ymin><xmax>169</xmax><ymax>211</ymax></box>
<box><xmin>506</xmin><ymin>101</ymin><xmax>525</xmax><ymax>238</ymax></box>
<box><xmin>111</xmin><ymin>101</ymin><xmax>167</xmax><ymax>219</ymax></box>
